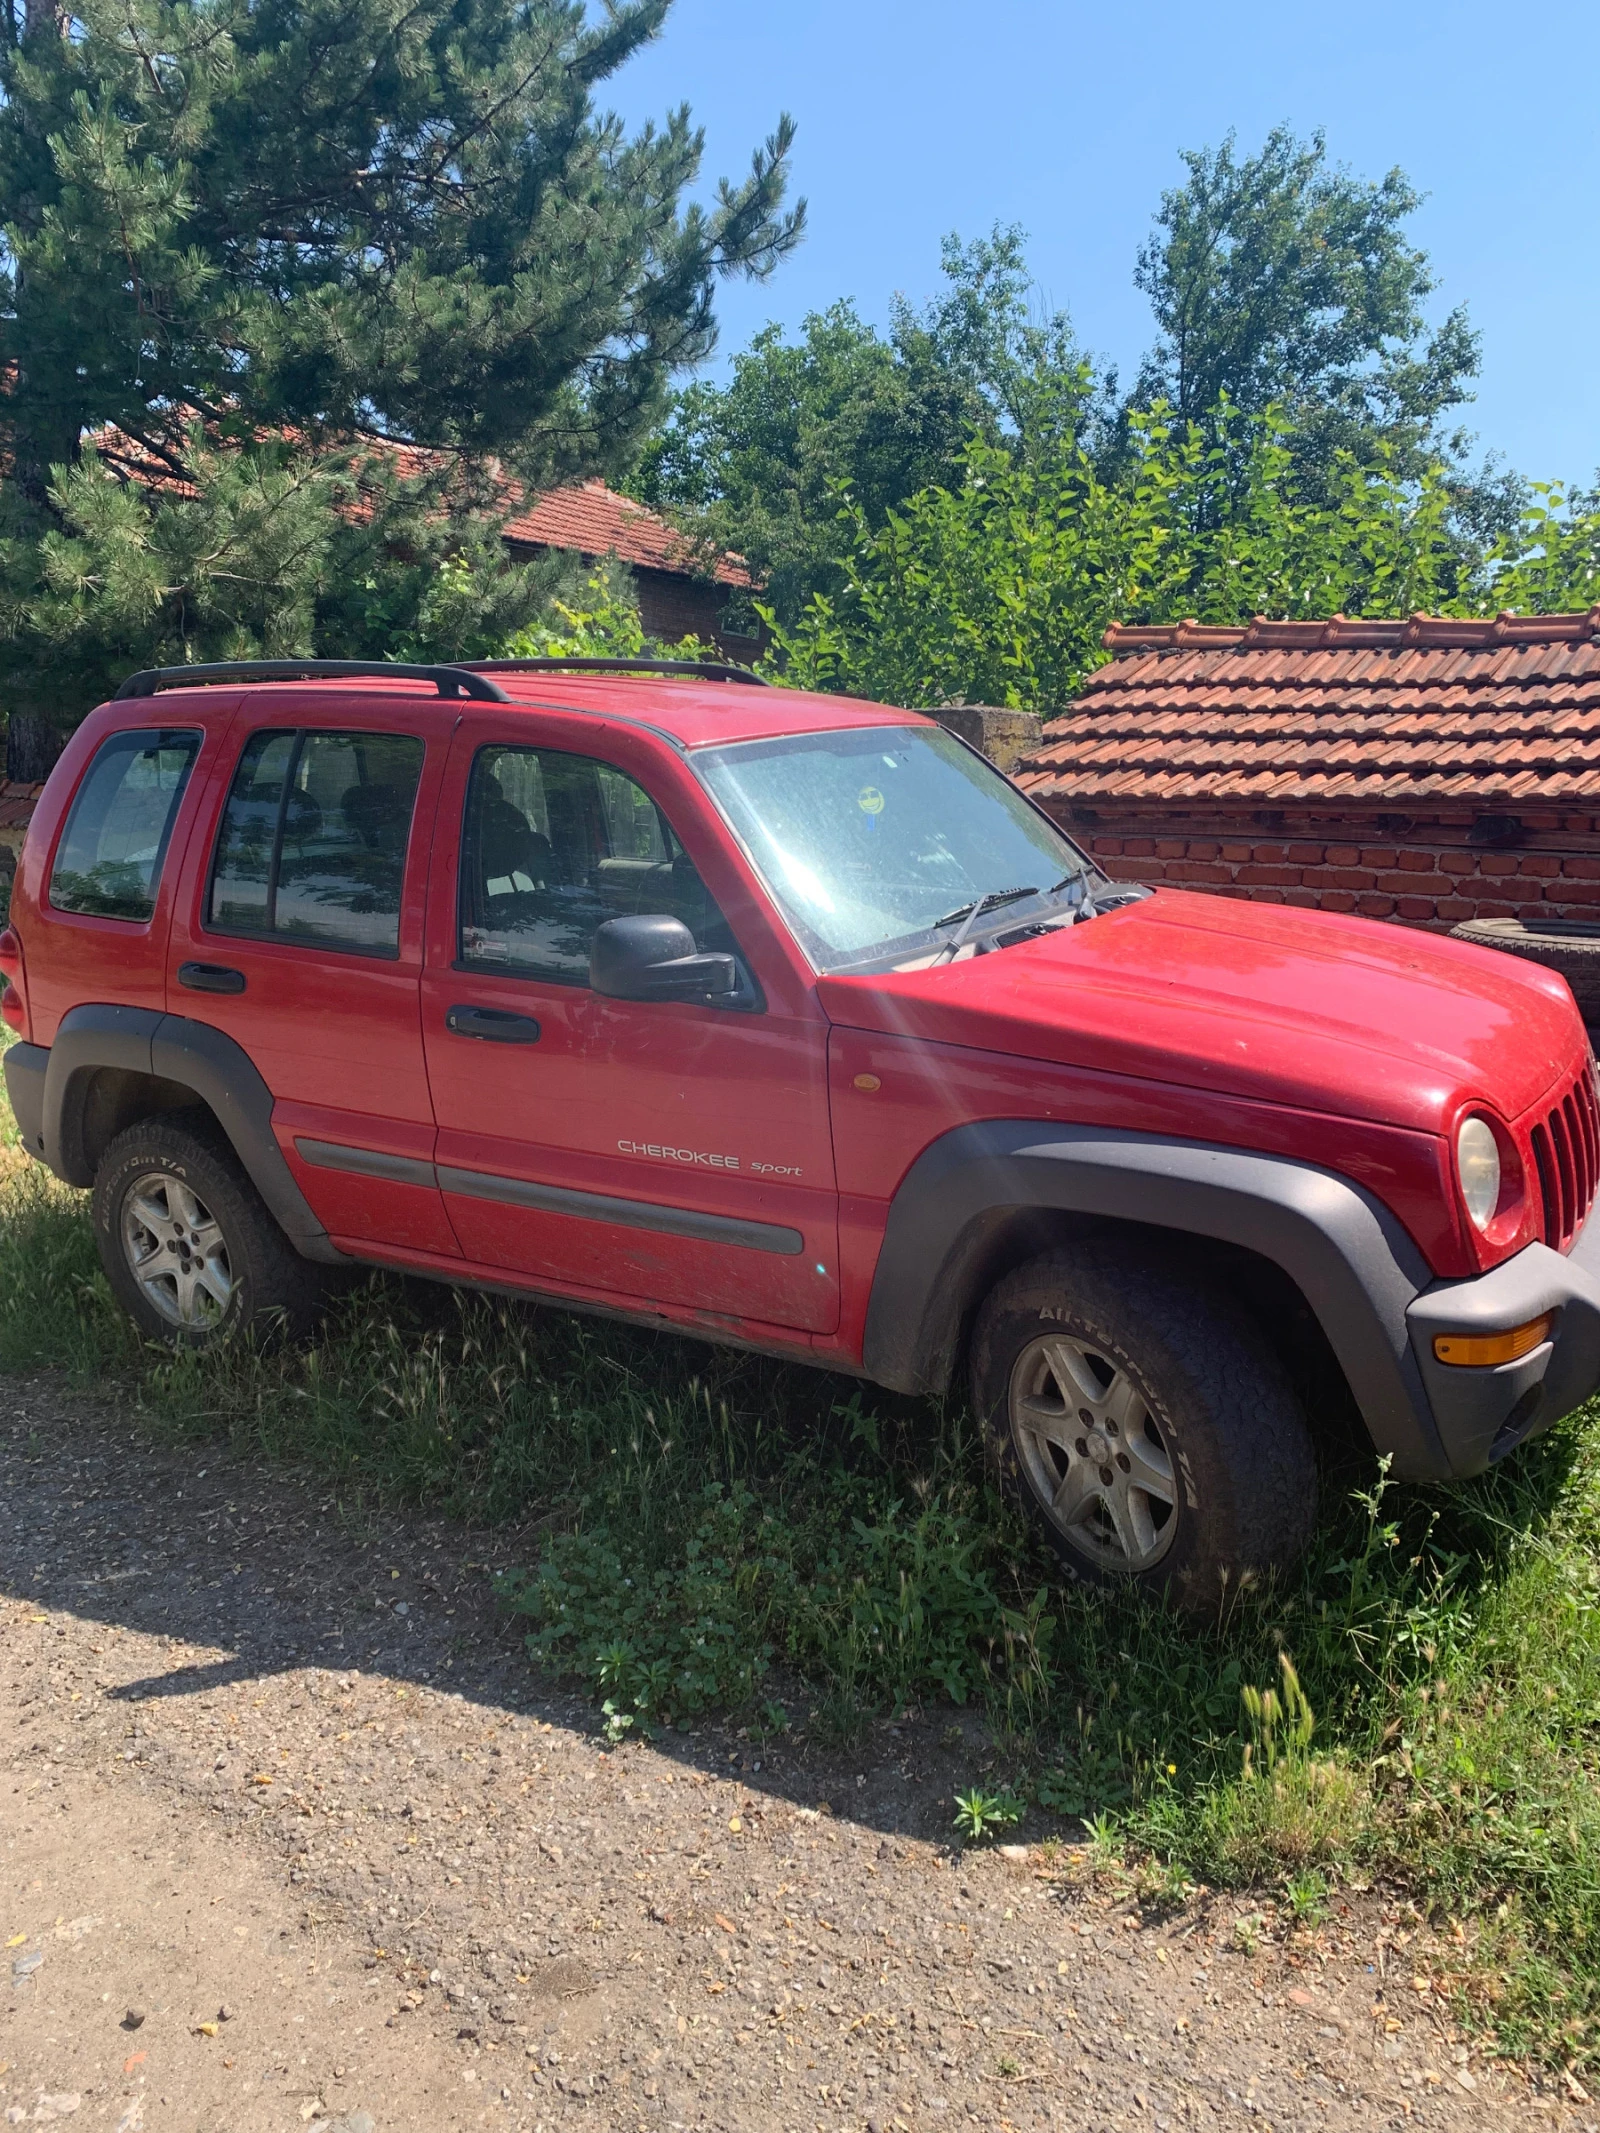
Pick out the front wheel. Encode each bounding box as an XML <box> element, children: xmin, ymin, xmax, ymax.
<box><xmin>93</xmin><ymin>1112</ymin><xmax>327</xmax><ymax>1348</ymax></box>
<box><xmin>970</xmin><ymin>1244</ymin><xmax>1317</xmax><ymax>1607</ymax></box>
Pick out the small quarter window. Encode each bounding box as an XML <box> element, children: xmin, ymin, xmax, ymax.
<box><xmin>460</xmin><ymin>744</ymin><xmax>735</xmax><ymax>983</ymax></box>
<box><xmin>208</xmin><ymin>728</ymin><xmax>425</xmax><ymax>958</ymax></box>
<box><xmin>49</xmin><ymin>728</ymin><xmax>201</xmax><ymax>921</ymax></box>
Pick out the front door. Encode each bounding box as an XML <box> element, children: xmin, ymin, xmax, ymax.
<box><xmin>420</xmin><ymin>715</ymin><xmax>839</xmax><ymax>1335</ymax></box>
<box><xmin>166</xmin><ymin>697</ymin><xmax>458</xmax><ymax>1256</ymax></box>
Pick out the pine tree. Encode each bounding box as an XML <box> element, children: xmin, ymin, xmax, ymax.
<box><xmin>0</xmin><ymin>0</ymin><xmax>801</xmax><ymax>769</ymax></box>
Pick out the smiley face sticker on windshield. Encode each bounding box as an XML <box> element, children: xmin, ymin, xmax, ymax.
<box><xmin>858</xmin><ymin>785</ymin><xmax>885</xmax><ymax>819</ymax></box>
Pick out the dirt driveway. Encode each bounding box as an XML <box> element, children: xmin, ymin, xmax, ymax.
<box><xmin>1</xmin><ymin>1375</ymin><xmax>1586</xmax><ymax>2133</ymax></box>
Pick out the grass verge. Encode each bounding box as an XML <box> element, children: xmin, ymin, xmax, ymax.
<box><xmin>4</xmin><ymin>1035</ymin><xmax>1600</xmax><ymax>2066</ymax></box>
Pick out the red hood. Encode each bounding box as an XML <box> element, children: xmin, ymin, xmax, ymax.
<box><xmin>816</xmin><ymin>889</ymin><xmax>1585</xmax><ymax>1136</ymax></box>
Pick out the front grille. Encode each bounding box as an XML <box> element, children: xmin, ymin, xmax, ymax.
<box><xmin>1530</xmin><ymin>1062</ymin><xmax>1600</xmax><ymax>1250</ymax></box>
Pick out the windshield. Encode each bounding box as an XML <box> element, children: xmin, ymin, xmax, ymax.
<box><xmin>693</xmin><ymin>724</ymin><xmax>1096</xmax><ymax>974</ymax></box>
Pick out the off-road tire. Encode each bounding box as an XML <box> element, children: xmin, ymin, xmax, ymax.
<box><xmin>92</xmin><ymin>1110</ymin><xmax>327</xmax><ymax>1349</ymax></box>
<box><xmin>1449</xmin><ymin>916</ymin><xmax>1600</xmax><ymax>1025</ymax></box>
<box><xmin>970</xmin><ymin>1244</ymin><xmax>1318</xmax><ymax>1609</ymax></box>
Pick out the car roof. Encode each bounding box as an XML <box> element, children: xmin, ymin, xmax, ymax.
<box><xmin>495</xmin><ymin>675</ymin><xmax>934</xmax><ymax>750</ymax></box>
<box><xmin>119</xmin><ymin>672</ymin><xmax>934</xmax><ymax>751</ymax></box>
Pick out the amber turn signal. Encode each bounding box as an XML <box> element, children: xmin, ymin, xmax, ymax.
<box><xmin>1433</xmin><ymin>1314</ymin><xmax>1554</xmax><ymax>1367</ymax></box>
<box><xmin>852</xmin><ymin>1073</ymin><xmax>882</xmax><ymax>1092</ymax></box>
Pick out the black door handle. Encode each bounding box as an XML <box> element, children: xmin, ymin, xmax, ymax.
<box><xmin>178</xmin><ymin>961</ymin><xmax>246</xmax><ymax>995</ymax></box>
<box><xmin>445</xmin><ymin>1004</ymin><xmax>541</xmax><ymax>1044</ymax></box>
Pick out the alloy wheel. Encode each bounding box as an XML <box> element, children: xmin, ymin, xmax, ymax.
<box><xmin>1008</xmin><ymin>1332</ymin><xmax>1179</xmax><ymax>1573</ymax></box>
<box><xmin>120</xmin><ymin>1170</ymin><xmax>235</xmax><ymax>1331</ymax></box>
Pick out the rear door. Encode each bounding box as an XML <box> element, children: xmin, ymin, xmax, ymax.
<box><xmin>419</xmin><ymin>708</ymin><xmax>839</xmax><ymax>1334</ymax></box>
<box><xmin>167</xmin><ymin>691</ymin><xmax>458</xmax><ymax>1256</ymax></box>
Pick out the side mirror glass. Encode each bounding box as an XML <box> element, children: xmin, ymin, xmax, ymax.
<box><xmin>590</xmin><ymin>914</ymin><xmax>739</xmax><ymax>1003</ymax></box>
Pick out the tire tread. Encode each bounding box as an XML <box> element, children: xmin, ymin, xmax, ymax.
<box><xmin>971</xmin><ymin>1244</ymin><xmax>1317</xmax><ymax>1606</ymax></box>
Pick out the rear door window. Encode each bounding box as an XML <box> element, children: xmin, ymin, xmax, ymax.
<box><xmin>49</xmin><ymin>728</ymin><xmax>202</xmax><ymax>921</ymax></box>
<box><xmin>207</xmin><ymin>728</ymin><xmax>425</xmax><ymax>958</ymax></box>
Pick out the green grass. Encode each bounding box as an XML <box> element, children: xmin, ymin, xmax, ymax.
<box><xmin>5</xmin><ymin>1036</ymin><xmax>1600</xmax><ymax>2066</ymax></box>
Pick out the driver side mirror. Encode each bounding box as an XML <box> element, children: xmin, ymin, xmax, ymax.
<box><xmin>590</xmin><ymin>914</ymin><xmax>739</xmax><ymax>1003</ymax></box>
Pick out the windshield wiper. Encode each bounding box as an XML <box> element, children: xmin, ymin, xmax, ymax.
<box><xmin>932</xmin><ymin>886</ymin><xmax>1040</xmax><ymax>930</ymax></box>
<box><xmin>931</xmin><ymin>885</ymin><xmax>1039</xmax><ymax>962</ymax></box>
<box><xmin>1039</xmin><ymin>868</ymin><xmax>1153</xmax><ymax>923</ymax></box>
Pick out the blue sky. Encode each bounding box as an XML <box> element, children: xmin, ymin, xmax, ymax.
<box><xmin>611</xmin><ymin>0</ymin><xmax>1600</xmax><ymax>484</ymax></box>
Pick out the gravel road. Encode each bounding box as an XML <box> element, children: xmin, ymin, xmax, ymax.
<box><xmin>1</xmin><ymin>1374</ymin><xmax>1589</xmax><ymax>2133</ymax></box>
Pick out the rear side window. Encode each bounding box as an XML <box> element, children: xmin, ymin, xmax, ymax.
<box><xmin>208</xmin><ymin>729</ymin><xmax>425</xmax><ymax>958</ymax></box>
<box><xmin>49</xmin><ymin>728</ymin><xmax>201</xmax><ymax>921</ymax></box>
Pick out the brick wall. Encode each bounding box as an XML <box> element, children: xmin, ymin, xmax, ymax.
<box><xmin>1042</xmin><ymin>806</ymin><xmax>1600</xmax><ymax>930</ymax></box>
<box><xmin>631</xmin><ymin>569</ymin><xmax>762</xmax><ymax>662</ymax></box>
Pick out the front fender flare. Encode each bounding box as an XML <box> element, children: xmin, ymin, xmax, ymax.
<box><xmin>861</xmin><ymin>1120</ymin><xmax>1446</xmax><ymax>1479</ymax></box>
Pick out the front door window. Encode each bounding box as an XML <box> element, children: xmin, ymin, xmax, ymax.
<box><xmin>459</xmin><ymin>744</ymin><xmax>736</xmax><ymax>980</ymax></box>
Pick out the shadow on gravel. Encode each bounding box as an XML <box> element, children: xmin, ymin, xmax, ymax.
<box><xmin>1</xmin><ymin>1382</ymin><xmax>986</xmax><ymax>1840</ymax></box>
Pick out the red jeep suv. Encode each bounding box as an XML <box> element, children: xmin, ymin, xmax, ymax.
<box><xmin>5</xmin><ymin>657</ymin><xmax>1600</xmax><ymax>1603</ymax></box>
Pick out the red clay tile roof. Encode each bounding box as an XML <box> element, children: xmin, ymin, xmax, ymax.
<box><xmin>500</xmin><ymin>479</ymin><xmax>749</xmax><ymax>588</ymax></box>
<box><xmin>0</xmin><ymin>779</ymin><xmax>45</xmax><ymax>833</ymax></box>
<box><xmin>1019</xmin><ymin>610</ymin><xmax>1600</xmax><ymax>809</ymax></box>
<box><xmin>93</xmin><ymin>428</ymin><xmax>750</xmax><ymax>589</ymax></box>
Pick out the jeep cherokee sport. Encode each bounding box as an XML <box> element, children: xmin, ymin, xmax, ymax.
<box><xmin>5</xmin><ymin>655</ymin><xmax>1600</xmax><ymax>1605</ymax></box>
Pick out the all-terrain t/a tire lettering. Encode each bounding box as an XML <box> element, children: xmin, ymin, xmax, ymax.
<box><xmin>971</xmin><ymin>1244</ymin><xmax>1318</xmax><ymax>1609</ymax></box>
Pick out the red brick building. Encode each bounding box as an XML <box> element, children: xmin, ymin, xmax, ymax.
<box><xmin>1019</xmin><ymin>611</ymin><xmax>1600</xmax><ymax>931</ymax></box>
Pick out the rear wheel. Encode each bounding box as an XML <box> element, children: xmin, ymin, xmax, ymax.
<box><xmin>970</xmin><ymin>1244</ymin><xmax>1317</xmax><ymax>1607</ymax></box>
<box><xmin>93</xmin><ymin>1112</ymin><xmax>327</xmax><ymax>1348</ymax></box>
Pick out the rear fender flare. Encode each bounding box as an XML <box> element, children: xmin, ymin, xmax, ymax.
<box><xmin>861</xmin><ymin>1120</ymin><xmax>1445</xmax><ymax>1478</ymax></box>
<box><xmin>40</xmin><ymin>1004</ymin><xmax>341</xmax><ymax>1262</ymax></box>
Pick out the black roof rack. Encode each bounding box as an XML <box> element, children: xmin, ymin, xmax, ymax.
<box><xmin>113</xmin><ymin>660</ymin><xmax>511</xmax><ymax>702</ymax></box>
<box><xmin>452</xmin><ymin>656</ymin><xmax>768</xmax><ymax>687</ymax></box>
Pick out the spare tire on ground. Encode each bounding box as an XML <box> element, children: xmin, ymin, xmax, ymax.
<box><xmin>1449</xmin><ymin>916</ymin><xmax>1600</xmax><ymax>1025</ymax></box>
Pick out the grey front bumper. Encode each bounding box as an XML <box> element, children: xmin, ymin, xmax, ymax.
<box><xmin>1408</xmin><ymin>1208</ymin><xmax>1600</xmax><ymax>1475</ymax></box>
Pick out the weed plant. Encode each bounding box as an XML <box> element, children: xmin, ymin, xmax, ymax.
<box><xmin>3</xmin><ymin>1045</ymin><xmax>1600</xmax><ymax>2063</ymax></box>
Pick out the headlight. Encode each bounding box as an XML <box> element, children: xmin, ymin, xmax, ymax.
<box><xmin>1456</xmin><ymin>1117</ymin><xmax>1502</xmax><ymax>1232</ymax></box>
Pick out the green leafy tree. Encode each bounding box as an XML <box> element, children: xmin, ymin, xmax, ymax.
<box><xmin>1488</xmin><ymin>484</ymin><xmax>1600</xmax><ymax>616</ymax></box>
<box><xmin>762</xmin><ymin>400</ymin><xmax>1473</xmax><ymax>714</ymax></box>
<box><xmin>0</xmin><ymin>0</ymin><xmax>801</xmax><ymax>768</ymax></box>
<box><xmin>502</xmin><ymin>558</ymin><xmax>650</xmax><ymax>660</ymax></box>
<box><xmin>1130</xmin><ymin>127</ymin><xmax>1479</xmax><ymax>481</ymax></box>
<box><xmin>633</xmin><ymin>223</ymin><xmax>1089</xmax><ymax>626</ymax></box>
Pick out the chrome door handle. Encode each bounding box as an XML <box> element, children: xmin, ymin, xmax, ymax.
<box><xmin>445</xmin><ymin>1004</ymin><xmax>541</xmax><ymax>1043</ymax></box>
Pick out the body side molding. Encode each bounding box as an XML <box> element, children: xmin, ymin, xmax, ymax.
<box><xmin>295</xmin><ymin>1138</ymin><xmax>438</xmax><ymax>1190</ymax></box>
<box><xmin>862</xmin><ymin>1120</ymin><xmax>1446</xmax><ymax>1478</ymax></box>
<box><xmin>436</xmin><ymin>1163</ymin><xmax>805</xmax><ymax>1255</ymax></box>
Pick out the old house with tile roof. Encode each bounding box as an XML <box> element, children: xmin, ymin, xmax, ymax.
<box><xmin>98</xmin><ymin>426</ymin><xmax>761</xmax><ymax>661</ymax></box>
<box><xmin>1019</xmin><ymin>611</ymin><xmax>1600</xmax><ymax>935</ymax></box>
<box><xmin>497</xmin><ymin>479</ymin><xmax>758</xmax><ymax>658</ymax></box>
